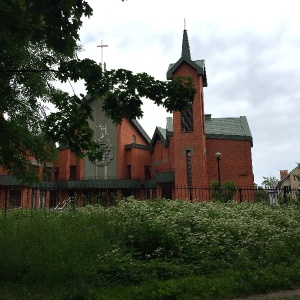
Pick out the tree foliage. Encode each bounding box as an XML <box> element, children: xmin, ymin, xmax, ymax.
<box><xmin>0</xmin><ymin>0</ymin><xmax>195</xmax><ymax>183</ymax></box>
<box><xmin>261</xmin><ymin>176</ymin><xmax>278</xmax><ymax>189</ymax></box>
<box><xmin>210</xmin><ymin>179</ymin><xmax>236</xmax><ymax>203</ymax></box>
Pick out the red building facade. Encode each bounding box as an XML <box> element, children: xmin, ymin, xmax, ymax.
<box><xmin>0</xmin><ymin>29</ymin><xmax>254</xmax><ymax>208</ymax></box>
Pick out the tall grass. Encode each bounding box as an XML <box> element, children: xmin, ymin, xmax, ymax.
<box><xmin>1</xmin><ymin>200</ymin><xmax>300</xmax><ymax>299</ymax></box>
<box><xmin>0</xmin><ymin>207</ymin><xmax>115</xmax><ymax>287</ymax></box>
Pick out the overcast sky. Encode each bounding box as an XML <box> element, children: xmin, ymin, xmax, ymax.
<box><xmin>64</xmin><ymin>0</ymin><xmax>300</xmax><ymax>185</ymax></box>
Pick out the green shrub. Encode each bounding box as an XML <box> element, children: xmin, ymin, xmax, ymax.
<box><xmin>211</xmin><ymin>179</ymin><xmax>236</xmax><ymax>202</ymax></box>
<box><xmin>2</xmin><ymin>200</ymin><xmax>300</xmax><ymax>299</ymax></box>
<box><xmin>254</xmin><ymin>186</ymin><xmax>268</xmax><ymax>203</ymax></box>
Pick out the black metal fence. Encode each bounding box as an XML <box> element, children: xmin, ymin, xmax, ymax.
<box><xmin>1</xmin><ymin>184</ymin><xmax>300</xmax><ymax>211</ymax></box>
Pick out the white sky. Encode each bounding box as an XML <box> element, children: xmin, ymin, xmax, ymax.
<box><xmin>61</xmin><ymin>0</ymin><xmax>300</xmax><ymax>185</ymax></box>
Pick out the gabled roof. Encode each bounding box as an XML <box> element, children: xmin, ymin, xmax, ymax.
<box><xmin>278</xmin><ymin>164</ymin><xmax>300</xmax><ymax>184</ymax></box>
<box><xmin>84</xmin><ymin>95</ymin><xmax>151</xmax><ymax>144</ymax></box>
<box><xmin>149</xmin><ymin>126</ymin><xmax>169</xmax><ymax>151</ymax></box>
<box><xmin>148</xmin><ymin>116</ymin><xmax>253</xmax><ymax>151</ymax></box>
<box><xmin>167</xmin><ymin>58</ymin><xmax>207</xmax><ymax>85</ymax></box>
<box><xmin>205</xmin><ymin>115</ymin><xmax>253</xmax><ymax>146</ymax></box>
<box><xmin>130</xmin><ymin>119</ymin><xmax>151</xmax><ymax>144</ymax></box>
<box><xmin>166</xmin><ymin>29</ymin><xmax>207</xmax><ymax>86</ymax></box>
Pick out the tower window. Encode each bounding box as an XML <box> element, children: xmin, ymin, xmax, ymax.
<box><xmin>186</xmin><ymin>150</ymin><xmax>192</xmax><ymax>187</ymax></box>
<box><xmin>181</xmin><ymin>105</ymin><xmax>193</xmax><ymax>132</ymax></box>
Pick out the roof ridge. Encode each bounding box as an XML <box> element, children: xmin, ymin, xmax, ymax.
<box><xmin>278</xmin><ymin>165</ymin><xmax>300</xmax><ymax>183</ymax></box>
<box><xmin>205</xmin><ymin>116</ymin><xmax>253</xmax><ymax>146</ymax></box>
<box><xmin>130</xmin><ymin>119</ymin><xmax>151</xmax><ymax>144</ymax></box>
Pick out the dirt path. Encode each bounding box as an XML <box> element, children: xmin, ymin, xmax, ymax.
<box><xmin>234</xmin><ymin>288</ymin><xmax>300</xmax><ymax>299</ymax></box>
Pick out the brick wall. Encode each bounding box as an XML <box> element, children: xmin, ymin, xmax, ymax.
<box><xmin>206</xmin><ymin>138</ymin><xmax>254</xmax><ymax>187</ymax></box>
<box><xmin>172</xmin><ymin>62</ymin><xmax>208</xmax><ymax>187</ymax></box>
<box><xmin>54</xmin><ymin>149</ymin><xmax>83</xmax><ymax>181</ymax></box>
<box><xmin>151</xmin><ymin>138</ymin><xmax>174</xmax><ymax>175</ymax></box>
<box><xmin>129</xmin><ymin>147</ymin><xmax>151</xmax><ymax>180</ymax></box>
<box><xmin>55</xmin><ymin>149</ymin><xmax>70</xmax><ymax>180</ymax></box>
<box><xmin>118</xmin><ymin>119</ymin><xmax>150</xmax><ymax>180</ymax></box>
<box><xmin>0</xmin><ymin>167</ymin><xmax>8</xmax><ymax>175</ymax></box>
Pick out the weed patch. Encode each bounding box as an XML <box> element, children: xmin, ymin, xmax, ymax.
<box><xmin>1</xmin><ymin>200</ymin><xmax>300</xmax><ymax>299</ymax></box>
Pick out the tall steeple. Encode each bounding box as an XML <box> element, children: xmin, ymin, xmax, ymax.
<box><xmin>167</xmin><ymin>25</ymin><xmax>207</xmax><ymax>86</ymax></box>
<box><xmin>181</xmin><ymin>29</ymin><xmax>191</xmax><ymax>59</ymax></box>
<box><xmin>166</xmin><ymin>26</ymin><xmax>209</xmax><ymax>192</ymax></box>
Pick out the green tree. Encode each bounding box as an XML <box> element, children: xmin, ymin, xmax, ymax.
<box><xmin>0</xmin><ymin>0</ymin><xmax>195</xmax><ymax>183</ymax></box>
<box><xmin>261</xmin><ymin>176</ymin><xmax>278</xmax><ymax>189</ymax></box>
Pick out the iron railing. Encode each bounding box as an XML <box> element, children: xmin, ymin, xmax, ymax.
<box><xmin>1</xmin><ymin>184</ymin><xmax>299</xmax><ymax>211</ymax></box>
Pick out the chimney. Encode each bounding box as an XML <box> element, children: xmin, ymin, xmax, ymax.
<box><xmin>280</xmin><ymin>170</ymin><xmax>288</xmax><ymax>180</ymax></box>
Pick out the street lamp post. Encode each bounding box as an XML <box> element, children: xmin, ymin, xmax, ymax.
<box><xmin>214</xmin><ymin>152</ymin><xmax>222</xmax><ymax>186</ymax></box>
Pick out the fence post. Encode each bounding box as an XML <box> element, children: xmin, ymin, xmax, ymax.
<box><xmin>4</xmin><ymin>187</ymin><xmax>8</xmax><ymax>219</ymax></box>
<box><xmin>239</xmin><ymin>188</ymin><xmax>242</xmax><ymax>203</ymax></box>
<box><xmin>283</xmin><ymin>188</ymin><xmax>287</xmax><ymax>204</ymax></box>
<box><xmin>189</xmin><ymin>186</ymin><xmax>192</xmax><ymax>203</ymax></box>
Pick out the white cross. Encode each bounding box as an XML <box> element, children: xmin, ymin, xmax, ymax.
<box><xmin>97</xmin><ymin>40</ymin><xmax>108</xmax><ymax>70</ymax></box>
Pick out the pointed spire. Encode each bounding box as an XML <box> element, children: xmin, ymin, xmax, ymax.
<box><xmin>181</xmin><ymin>19</ymin><xmax>191</xmax><ymax>59</ymax></box>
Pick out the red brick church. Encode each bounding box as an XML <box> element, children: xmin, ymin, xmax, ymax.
<box><xmin>0</xmin><ymin>29</ymin><xmax>254</xmax><ymax>208</ymax></box>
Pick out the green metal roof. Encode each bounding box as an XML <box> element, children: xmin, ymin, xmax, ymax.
<box><xmin>147</xmin><ymin>116</ymin><xmax>252</xmax><ymax>149</ymax></box>
<box><xmin>182</xmin><ymin>29</ymin><xmax>191</xmax><ymax>59</ymax></box>
<box><xmin>167</xmin><ymin>58</ymin><xmax>207</xmax><ymax>85</ymax></box>
<box><xmin>205</xmin><ymin>116</ymin><xmax>253</xmax><ymax>146</ymax></box>
<box><xmin>149</xmin><ymin>126</ymin><xmax>169</xmax><ymax>151</ymax></box>
<box><xmin>156</xmin><ymin>126</ymin><xmax>167</xmax><ymax>140</ymax></box>
<box><xmin>167</xmin><ymin>30</ymin><xmax>208</xmax><ymax>86</ymax></box>
<box><xmin>131</xmin><ymin>119</ymin><xmax>151</xmax><ymax>144</ymax></box>
<box><xmin>0</xmin><ymin>176</ymin><xmax>142</xmax><ymax>189</ymax></box>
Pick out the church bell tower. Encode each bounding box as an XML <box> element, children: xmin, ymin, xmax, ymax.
<box><xmin>167</xmin><ymin>27</ymin><xmax>208</xmax><ymax>188</ymax></box>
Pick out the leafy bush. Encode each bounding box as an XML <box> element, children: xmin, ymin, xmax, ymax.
<box><xmin>211</xmin><ymin>179</ymin><xmax>236</xmax><ymax>202</ymax></box>
<box><xmin>1</xmin><ymin>200</ymin><xmax>300</xmax><ymax>299</ymax></box>
<box><xmin>254</xmin><ymin>186</ymin><xmax>268</xmax><ymax>203</ymax></box>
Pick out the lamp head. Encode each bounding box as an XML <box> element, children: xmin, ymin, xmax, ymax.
<box><xmin>214</xmin><ymin>152</ymin><xmax>222</xmax><ymax>160</ymax></box>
